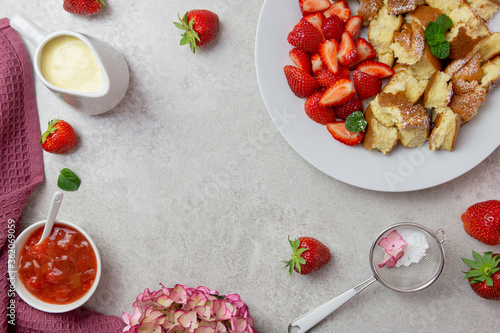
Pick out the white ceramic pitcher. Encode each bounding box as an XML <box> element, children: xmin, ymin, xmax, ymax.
<box><xmin>10</xmin><ymin>14</ymin><xmax>129</xmax><ymax>115</ymax></box>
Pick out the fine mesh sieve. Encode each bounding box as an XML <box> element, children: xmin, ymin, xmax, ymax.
<box><xmin>288</xmin><ymin>222</ymin><xmax>446</xmax><ymax>333</ymax></box>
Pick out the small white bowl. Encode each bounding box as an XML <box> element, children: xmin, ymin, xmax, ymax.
<box><xmin>9</xmin><ymin>219</ymin><xmax>101</xmax><ymax>313</ymax></box>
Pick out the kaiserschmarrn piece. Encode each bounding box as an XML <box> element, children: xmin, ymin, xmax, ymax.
<box><xmin>406</xmin><ymin>4</ymin><xmax>442</xmax><ymax>26</ymax></box>
<box><xmin>429</xmin><ymin>107</ymin><xmax>461</xmax><ymax>151</ymax></box>
<box><xmin>368</xmin><ymin>0</ymin><xmax>404</xmax><ymax>66</ymax></box>
<box><xmin>423</xmin><ymin>71</ymin><xmax>453</xmax><ymax>121</ymax></box>
<box><xmin>391</xmin><ymin>21</ymin><xmax>426</xmax><ymax>65</ymax></box>
<box><xmin>480</xmin><ymin>56</ymin><xmax>500</xmax><ymax>92</ymax></box>
<box><xmin>370</xmin><ymin>91</ymin><xmax>430</xmax><ymax>130</ymax></box>
<box><xmin>387</xmin><ymin>0</ymin><xmax>417</xmax><ymax>15</ymax></box>
<box><xmin>449</xmin><ymin>84</ymin><xmax>486</xmax><ymax>123</ymax></box>
<box><xmin>465</xmin><ymin>0</ymin><xmax>500</xmax><ymax>22</ymax></box>
<box><xmin>362</xmin><ymin>105</ymin><xmax>400</xmax><ymax>155</ymax></box>
<box><xmin>477</xmin><ymin>32</ymin><xmax>500</xmax><ymax>63</ymax></box>
<box><xmin>358</xmin><ymin>0</ymin><xmax>384</xmax><ymax>22</ymax></box>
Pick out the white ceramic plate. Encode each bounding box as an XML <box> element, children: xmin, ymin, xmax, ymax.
<box><xmin>255</xmin><ymin>0</ymin><xmax>500</xmax><ymax>192</ymax></box>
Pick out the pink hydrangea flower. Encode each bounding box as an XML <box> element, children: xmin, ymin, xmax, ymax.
<box><xmin>122</xmin><ymin>284</ymin><xmax>258</xmax><ymax>333</ymax></box>
<box><xmin>377</xmin><ymin>230</ymin><xmax>407</xmax><ymax>268</ymax></box>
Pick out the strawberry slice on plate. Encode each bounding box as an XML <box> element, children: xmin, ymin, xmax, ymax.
<box><xmin>299</xmin><ymin>0</ymin><xmax>332</xmax><ymax>15</ymax></box>
<box><xmin>319</xmin><ymin>39</ymin><xmax>340</xmax><ymax>74</ymax></box>
<box><xmin>303</xmin><ymin>12</ymin><xmax>325</xmax><ymax>34</ymax></box>
<box><xmin>319</xmin><ymin>78</ymin><xmax>355</xmax><ymax>106</ymax></box>
<box><xmin>356</xmin><ymin>60</ymin><xmax>395</xmax><ymax>79</ymax></box>
<box><xmin>353</xmin><ymin>70</ymin><xmax>382</xmax><ymax>100</ymax></box>
<box><xmin>348</xmin><ymin>38</ymin><xmax>377</xmax><ymax>69</ymax></box>
<box><xmin>310</xmin><ymin>53</ymin><xmax>324</xmax><ymax>75</ymax></box>
<box><xmin>327</xmin><ymin>121</ymin><xmax>364</xmax><ymax>146</ymax></box>
<box><xmin>337</xmin><ymin>32</ymin><xmax>358</xmax><ymax>67</ymax></box>
<box><xmin>304</xmin><ymin>91</ymin><xmax>337</xmax><ymax>124</ymax></box>
<box><xmin>289</xmin><ymin>48</ymin><xmax>312</xmax><ymax>74</ymax></box>
<box><xmin>344</xmin><ymin>15</ymin><xmax>363</xmax><ymax>40</ymax></box>
<box><xmin>284</xmin><ymin>65</ymin><xmax>319</xmax><ymax>98</ymax></box>
<box><xmin>324</xmin><ymin>0</ymin><xmax>351</xmax><ymax>22</ymax></box>
<box><xmin>287</xmin><ymin>19</ymin><xmax>324</xmax><ymax>53</ymax></box>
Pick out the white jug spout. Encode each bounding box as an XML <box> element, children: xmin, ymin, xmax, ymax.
<box><xmin>10</xmin><ymin>14</ymin><xmax>48</xmax><ymax>47</ymax></box>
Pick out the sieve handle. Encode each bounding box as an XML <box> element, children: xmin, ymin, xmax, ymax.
<box><xmin>288</xmin><ymin>276</ymin><xmax>377</xmax><ymax>333</ymax></box>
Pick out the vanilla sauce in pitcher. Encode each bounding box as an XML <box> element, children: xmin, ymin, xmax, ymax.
<box><xmin>40</xmin><ymin>35</ymin><xmax>104</xmax><ymax>93</ymax></box>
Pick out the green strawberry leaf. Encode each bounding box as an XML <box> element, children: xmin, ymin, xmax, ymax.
<box><xmin>57</xmin><ymin>168</ymin><xmax>81</xmax><ymax>191</ymax></box>
<box><xmin>345</xmin><ymin>111</ymin><xmax>367</xmax><ymax>132</ymax></box>
<box><xmin>462</xmin><ymin>257</ymin><xmax>482</xmax><ymax>270</ymax></box>
<box><xmin>473</xmin><ymin>251</ymin><xmax>485</xmax><ymax>264</ymax></box>
<box><xmin>173</xmin><ymin>22</ymin><xmax>185</xmax><ymax>30</ymax></box>
<box><xmin>486</xmin><ymin>276</ymin><xmax>494</xmax><ymax>287</ymax></box>
<box><xmin>436</xmin><ymin>14</ymin><xmax>453</xmax><ymax>32</ymax></box>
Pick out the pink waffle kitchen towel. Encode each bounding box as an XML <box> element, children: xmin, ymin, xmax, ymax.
<box><xmin>0</xmin><ymin>18</ymin><xmax>123</xmax><ymax>333</ymax></box>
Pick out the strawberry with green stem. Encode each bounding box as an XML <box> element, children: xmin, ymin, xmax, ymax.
<box><xmin>462</xmin><ymin>251</ymin><xmax>500</xmax><ymax>300</ymax></box>
<box><xmin>41</xmin><ymin>119</ymin><xmax>78</xmax><ymax>154</ymax></box>
<box><xmin>175</xmin><ymin>10</ymin><xmax>220</xmax><ymax>53</ymax></box>
<box><xmin>285</xmin><ymin>236</ymin><xmax>331</xmax><ymax>275</ymax></box>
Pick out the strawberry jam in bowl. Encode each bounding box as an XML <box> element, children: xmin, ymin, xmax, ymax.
<box><xmin>10</xmin><ymin>220</ymin><xmax>101</xmax><ymax>313</ymax></box>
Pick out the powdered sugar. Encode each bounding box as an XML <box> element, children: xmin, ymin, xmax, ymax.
<box><xmin>395</xmin><ymin>229</ymin><xmax>429</xmax><ymax>267</ymax></box>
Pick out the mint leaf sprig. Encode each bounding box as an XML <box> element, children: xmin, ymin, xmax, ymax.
<box><xmin>345</xmin><ymin>111</ymin><xmax>367</xmax><ymax>132</ymax></box>
<box><xmin>425</xmin><ymin>14</ymin><xmax>453</xmax><ymax>59</ymax></box>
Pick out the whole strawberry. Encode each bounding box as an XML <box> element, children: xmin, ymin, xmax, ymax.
<box><xmin>285</xmin><ymin>236</ymin><xmax>331</xmax><ymax>275</ymax></box>
<box><xmin>41</xmin><ymin>119</ymin><xmax>78</xmax><ymax>154</ymax></box>
<box><xmin>462</xmin><ymin>200</ymin><xmax>500</xmax><ymax>245</ymax></box>
<box><xmin>63</xmin><ymin>0</ymin><xmax>106</xmax><ymax>16</ymax></box>
<box><xmin>175</xmin><ymin>10</ymin><xmax>219</xmax><ymax>53</ymax></box>
<box><xmin>462</xmin><ymin>251</ymin><xmax>500</xmax><ymax>300</ymax></box>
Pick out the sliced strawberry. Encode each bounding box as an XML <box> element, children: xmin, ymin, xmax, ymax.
<box><xmin>284</xmin><ymin>65</ymin><xmax>319</xmax><ymax>98</ymax></box>
<box><xmin>344</xmin><ymin>15</ymin><xmax>363</xmax><ymax>40</ymax></box>
<box><xmin>315</xmin><ymin>69</ymin><xmax>343</xmax><ymax>87</ymax></box>
<box><xmin>352</xmin><ymin>70</ymin><xmax>381</xmax><ymax>100</ymax></box>
<box><xmin>324</xmin><ymin>0</ymin><xmax>351</xmax><ymax>22</ymax></box>
<box><xmin>304</xmin><ymin>91</ymin><xmax>337</xmax><ymax>124</ymax></box>
<box><xmin>310</xmin><ymin>53</ymin><xmax>324</xmax><ymax>75</ymax></box>
<box><xmin>356</xmin><ymin>60</ymin><xmax>395</xmax><ymax>79</ymax></box>
<box><xmin>326</xmin><ymin>121</ymin><xmax>364</xmax><ymax>146</ymax></box>
<box><xmin>319</xmin><ymin>78</ymin><xmax>355</xmax><ymax>106</ymax></box>
<box><xmin>299</xmin><ymin>0</ymin><xmax>332</xmax><ymax>15</ymax></box>
<box><xmin>337</xmin><ymin>32</ymin><xmax>358</xmax><ymax>67</ymax></box>
<box><xmin>289</xmin><ymin>48</ymin><xmax>312</xmax><ymax>74</ymax></box>
<box><xmin>348</xmin><ymin>38</ymin><xmax>377</xmax><ymax>69</ymax></box>
<box><xmin>333</xmin><ymin>98</ymin><xmax>364</xmax><ymax>120</ymax></box>
<box><xmin>287</xmin><ymin>19</ymin><xmax>324</xmax><ymax>53</ymax></box>
<box><xmin>303</xmin><ymin>12</ymin><xmax>325</xmax><ymax>35</ymax></box>
<box><xmin>337</xmin><ymin>66</ymin><xmax>351</xmax><ymax>79</ymax></box>
<box><xmin>319</xmin><ymin>39</ymin><xmax>340</xmax><ymax>74</ymax></box>
<box><xmin>321</xmin><ymin>14</ymin><xmax>343</xmax><ymax>43</ymax></box>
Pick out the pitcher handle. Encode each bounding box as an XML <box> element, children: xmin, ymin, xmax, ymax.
<box><xmin>9</xmin><ymin>14</ymin><xmax>48</xmax><ymax>47</ymax></box>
